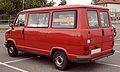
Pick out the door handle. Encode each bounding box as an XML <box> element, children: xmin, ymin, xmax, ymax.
<box><xmin>102</xmin><ymin>29</ymin><xmax>104</xmax><ymax>36</ymax></box>
<box><xmin>22</xmin><ymin>28</ymin><xmax>24</xmax><ymax>34</ymax></box>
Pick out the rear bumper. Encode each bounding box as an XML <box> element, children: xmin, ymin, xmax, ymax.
<box><xmin>74</xmin><ymin>50</ymin><xmax>115</xmax><ymax>63</ymax></box>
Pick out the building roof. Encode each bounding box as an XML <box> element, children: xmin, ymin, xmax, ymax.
<box><xmin>20</xmin><ymin>4</ymin><xmax>108</xmax><ymax>13</ymax></box>
<box><xmin>97</xmin><ymin>0</ymin><xmax>120</xmax><ymax>4</ymax></box>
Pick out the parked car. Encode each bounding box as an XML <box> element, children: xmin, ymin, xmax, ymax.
<box><xmin>5</xmin><ymin>5</ymin><xmax>115</xmax><ymax>70</ymax></box>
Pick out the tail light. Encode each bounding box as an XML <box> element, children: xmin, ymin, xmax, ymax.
<box><xmin>84</xmin><ymin>47</ymin><xmax>90</xmax><ymax>55</ymax></box>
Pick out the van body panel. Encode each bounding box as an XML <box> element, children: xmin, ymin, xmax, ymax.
<box><xmin>6</xmin><ymin>38</ymin><xmax>16</xmax><ymax>46</ymax></box>
<box><xmin>102</xmin><ymin>27</ymin><xmax>114</xmax><ymax>51</ymax></box>
<box><xmin>11</xmin><ymin>27</ymin><xmax>25</xmax><ymax>48</ymax></box>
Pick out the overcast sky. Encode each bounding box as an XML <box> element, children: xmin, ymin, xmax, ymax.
<box><xmin>48</xmin><ymin>0</ymin><xmax>92</xmax><ymax>6</ymax></box>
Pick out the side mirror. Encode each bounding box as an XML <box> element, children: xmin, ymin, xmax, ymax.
<box><xmin>9</xmin><ymin>23</ymin><xmax>14</xmax><ymax>29</ymax></box>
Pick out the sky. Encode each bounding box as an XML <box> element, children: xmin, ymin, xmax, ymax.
<box><xmin>48</xmin><ymin>0</ymin><xmax>92</xmax><ymax>6</ymax></box>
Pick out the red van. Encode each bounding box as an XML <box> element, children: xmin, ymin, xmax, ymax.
<box><xmin>5</xmin><ymin>5</ymin><xmax>115</xmax><ymax>70</ymax></box>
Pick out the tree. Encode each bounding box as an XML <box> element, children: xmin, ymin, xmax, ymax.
<box><xmin>0</xmin><ymin>0</ymin><xmax>55</xmax><ymax>19</ymax></box>
<box><xmin>10</xmin><ymin>0</ymin><xmax>23</xmax><ymax>11</ymax></box>
<box><xmin>26</xmin><ymin>0</ymin><xmax>53</xmax><ymax>9</ymax></box>
<box><xmin>0</xmin><ymin>0</ymin><xmax>16</xmax><ymax>17</ymax></box>
<box><xmin>47</xmin><ymin>1</ymin><xmax>55</xmax><ymax>7</ymax></box>
<box><xmin>92</xmin><ymin>0</ymin><xmax>99</xmax><ymax>5</ymax></box>
<box><xmin>58</xmin><ymin>0</ymin><xmax>67</xmax><ymax>6</ymax></box>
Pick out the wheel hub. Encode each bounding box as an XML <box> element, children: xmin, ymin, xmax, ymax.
<box><xmin>55</xmin><ymin>55</ymin><xmax>64</xmax><ymax>67</ymax></box>
<box><xmin>9</xmin><ymin>47</ymin><xmax>14</xmax><ymax>53</ymax></box>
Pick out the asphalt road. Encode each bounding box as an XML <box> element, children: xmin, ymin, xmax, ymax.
<box><xmin>0</xmin><ymin>24</ymin><xmax>120</xmax><ymax>72</ymax></box>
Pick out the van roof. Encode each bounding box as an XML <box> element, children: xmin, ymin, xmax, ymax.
<box><xmin>20</xmin><ymin>4</ymin><xmax>109</xmax><ymax>13</ymax></box>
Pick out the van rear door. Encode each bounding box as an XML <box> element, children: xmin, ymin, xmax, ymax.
<box><xmin>87</xmin><ymin>10</ymin><xmax>103</xmax><ymax>55</ymax></box>
<box><xmin>100</xmin><ymin>11</ymin><xmax>114</xmax><ymax>52</ymax></box>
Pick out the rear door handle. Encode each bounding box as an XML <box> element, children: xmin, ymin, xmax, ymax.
<box><xmin>22</xmin><ymin>28</ymin><xmax>24</xmax><ymax>34</ymax></box>
<box><xmin>102</xmin><ymin>29</ymin><xmax>104</xmax><ymax>36</ymax></box>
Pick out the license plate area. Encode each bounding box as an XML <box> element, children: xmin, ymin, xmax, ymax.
<box><xmin>91</xmin><ymin>48</ymin><xmax>101</xmax><ymax>54</ymax></box>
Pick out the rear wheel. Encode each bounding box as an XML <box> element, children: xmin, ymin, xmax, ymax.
<box><xmin>7</xmin><ymin>42</ymin><xmax>18</xmax><ymax>57</ymax></box>
<box><xmin>53</xmin><ymin>51</ymin><xmax>70</xmax><ymax>70</ymax></box>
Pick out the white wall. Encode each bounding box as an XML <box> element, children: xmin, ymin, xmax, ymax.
<box><xmin>107</xmin><ymin>4</ymin><xmax>120</xmax><ymax>12</ymax></box>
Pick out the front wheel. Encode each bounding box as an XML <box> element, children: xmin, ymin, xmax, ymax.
<box><xmin>53</xmin><ymin>51</ymin><xmax>70</xmax><ymax>70</ymax></box>
<box><xmin>7</xmin><ymin>42</ymin><xmax>18</xmax><ymax>57</ymax></box>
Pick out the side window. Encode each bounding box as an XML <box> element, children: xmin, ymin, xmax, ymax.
<box><xmin>87</xmin><ymin>11</ymin><xmax>99</xmax><ymax>28</ymax></box>
<box><xmin>28</xmin><ymin>13</ymin><xmax>49</xmax><ymax>27</ymax></box>
<box><xmin>15</xmin><ymin>14</ymin><xmax>25</xmax><ymax>26</ymax></box>
<box><xmin>100</xmin><ymin>12</ymin><xmax>110</xmax><ymax>27</ymax></box>
<box><xmin>52</xmin><ymin>11</ymin><xmax>76</xmax><ymax>28</ymax></box>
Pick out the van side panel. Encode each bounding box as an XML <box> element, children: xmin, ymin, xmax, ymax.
<box><xmin>47</xmin><ymin>9</ymin><xmax>86</xmax><ymax>60</ymax></box>
<box><xmin>24</xmin><ymin>28</ymin><xmax>51</xmax><ymax>55</ymax></box>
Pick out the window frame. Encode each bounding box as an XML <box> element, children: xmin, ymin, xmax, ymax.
<box><xmin>100</xmin><ymin>11</ymin><xmax>110</xmax><ymax>28</ymax></box>
<box><xmin>14</xmin><ymin>14</ymin><xmax>26</xmax><ymax>27</ymax></box>
<box><xmin>27</xmin><ymin>12</ymin><xmax>50</xmax><ymax>28</ymax></box>
<box><xmin>51</xmin><ymin>10</ymin><xmax>77</xmax><ymax>29</ymax></box>
<box><xmin>87</xmin><ymin>10</ymin><xmax>100</xmax><ymax>29</ymax></box>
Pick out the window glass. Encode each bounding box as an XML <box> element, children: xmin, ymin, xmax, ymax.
<box><xmin>15</xmin><ymin>14</ymin><xmax>25</xmax><ymax>26</ymax></box>
<box><xmin>28</xmin><ymin>14</ymin><xmax>38</xmax><ymax>27</ymax></box>
<box><xmin>100</xmin><ymin>12</ymin><xmax>110</xmax><ymax>27</ymax></box>
<box><xmin>28</xmin><ymin>13</ymin><xmax>49</xmax><ymax>27</ymax></box>
<box><xmin>88</xmin><ymin>11</ymin><xmax>99</xmax><ymax>28</ymax></box>
<box><xmin>52</xmin><ymin>11</ymin><xmax>76</xmax><ymax>28</ymax></box>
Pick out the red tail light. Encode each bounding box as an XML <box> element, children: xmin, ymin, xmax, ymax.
<box><xmin>84</xmin><ymin>47</ymin><xmax>90</xmax><ymax>55</ymax></box>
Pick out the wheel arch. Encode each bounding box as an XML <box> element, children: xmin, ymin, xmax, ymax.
<box><xmin>6</xmin><ymin>38</ymin><xmax>16</xmax><ymax>47</ymax></box>
<box><xmin>51</xmin><ymin>47</ymin><xmax>70</xmax><ymax>60</ymax></box>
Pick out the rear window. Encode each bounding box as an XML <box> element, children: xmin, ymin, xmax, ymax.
<box><xmin>100</xmin><ymin>12</ymin><xmax>110</xmax><ymax>27</ymax></box>
<box><xmin>87</xmin><ymin>11</ymin><xmax>99</xmax><ymax>28</ymax></box>
<box><xmin>52</xmin><ymin>11</ymin><xmax>76</xmax><ymax>28</ymax></box>
<box><xmin>28</xmin><ymin>13</ymin><xmax>49</xmax><ymax>27</ymax></box>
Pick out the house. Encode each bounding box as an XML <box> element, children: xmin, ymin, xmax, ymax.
<box><xmin>97</xmin><ymin>0</ymin><xmax>120</xmax><ymax>20</ymax></box>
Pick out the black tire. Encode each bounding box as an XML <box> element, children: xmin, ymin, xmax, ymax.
<box><xmin>53</xmin><ymin>51</ymin><xmax>70</xmax><ymax>70</ymax></box>
<box><xmin>7</xmin><ymin>42</ymin><xmax>18</xmax><ymax>57</ymax></box>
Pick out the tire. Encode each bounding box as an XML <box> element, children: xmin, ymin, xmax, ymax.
<box><xmin>7</xmin><ymin>42</ymin><xmax>18</xmax><ymax>57</ymax></box>
<box><xmin>53</xmin><ymin>51</ymin><xmax>70</xmax><ymax>70</ymax></box>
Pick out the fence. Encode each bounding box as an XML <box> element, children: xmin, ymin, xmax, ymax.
<box><xmin>0</xmin><ymin>20</ymin><xmax>12</xmax><ymax>30</ymax></box>
<box><xmin>0</xmin><ymin>20</ymin><xmax>14</xmax><ymax>25</ymax></box>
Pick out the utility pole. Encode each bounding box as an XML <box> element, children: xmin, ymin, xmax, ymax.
<box><xmin>22</xmin><ymin>0</ymin><xmax>25</xmax><ymax>10</ymax></box>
